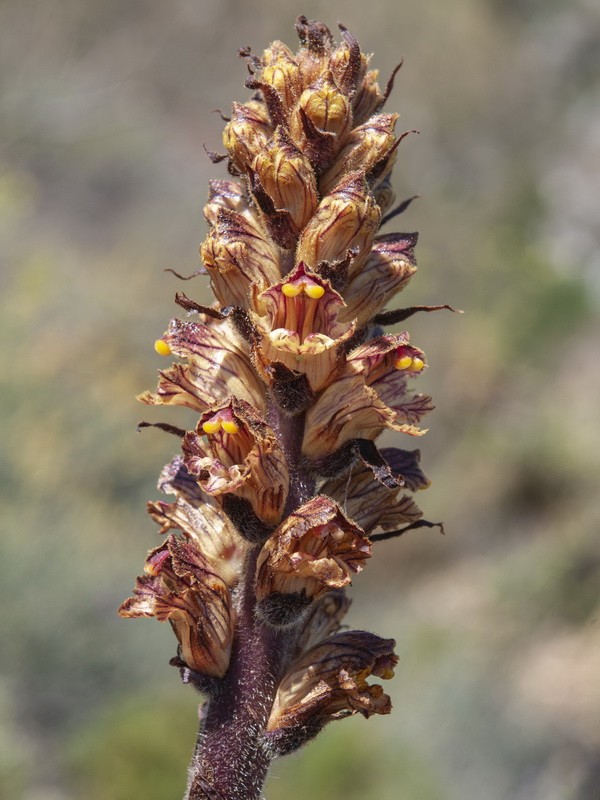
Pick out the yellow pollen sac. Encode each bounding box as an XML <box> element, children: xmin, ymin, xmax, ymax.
<box><xmin>154</xmin><ymin>339</ymin><xmax>172</xmax><ymax>356</ymax></box>
<box><xmin>380</xmin><ymin>666</ymin><xmax>396</xmax><ymax>680</ymax></box>
<box><xmin>304</xmin><ymin>283</ymin><xmax>325</xmax><ymax>299</ymax></box>
<box><xmin>281</xmin><ymin>283</ymin><xmax>303</xmax><ymax>297</ymax></box>
<box><xmin>408</xmin><ymin>357</ymin><xmax>425</xmax><ymax>373</ymax></box>
<box><xmin>221</xmin><ymin>420</ymin><xmax>240</xmax><ymax>435</ymax></box>
<box><xmin>395</xmin><ymin>355</ymin><xmax>413</xmax><ymax>371</ymax></box>
<box><xmin>281</xmin><ymin>281</ymin><xmax>325</xmax><ymax>299</ymax></box>
<box><xmin>202</xmin><ymin>419</ymin><xmax>222</xmax><ymax>435</ymax></box>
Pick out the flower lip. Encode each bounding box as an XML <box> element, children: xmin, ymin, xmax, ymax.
<box><xmin>256</xmin><ymin>261</ymin><xmax>347</xmax><ymax>344</ymax></box>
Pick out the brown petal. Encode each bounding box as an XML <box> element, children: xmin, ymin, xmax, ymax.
<box><xmin>322</xmin><ymin>462</ymin><xmax>423</xmax><ymax>535</ymax></box>
<box><xmin>256</xmin><ymin>496</ymin><xmax>371</xmax><ymax>609</ymax></box>
<box><xmin>266</xmin><ymin>630</ymin><xmax>398</xmax><ymax>735</ymax></box>
<box><xmin>120</xmin><ymin>536</ymin><xmax>235</xmax><ymax>678</ymax></box>
<box><xmin>200</xmin><ymin>207</ymin><xmax>281</xmax><ymax>310</ymax></box>
<box><xmin>147</xmin><ymin>495</ymin><xmax>246</xmax><ymax>587</ymax></box>
<box><xmin>337</xmin><ymin>232</ymin><xmax>418</xmax><ymax>326</ymax></box>
<box><xmin>302</xmin><ymin>374</ymin><xmax>396</xmax><ymax>459</ymax></box>
<box><xmin>296</xmin><ymin>172</ymin><xmax>380</xmax><ymax>276</ymax></box>
<box><xmin>139</xmin><ymin>318</ymin><xmax>266</xmax><ymax>415</ymax></box>
<box><xmin>183</xmin><ymin>399</ymin><xmax>289</xmax><ymax>526</ymax></box>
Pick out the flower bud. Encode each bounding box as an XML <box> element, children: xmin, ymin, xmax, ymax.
<box><xmin>251</xmin><ymin>128</ymin><xmax>318</xmax><ymax>233</ymax></box>
<box><xmin>319</xmin><ymin>113</ymin><xmax>399</xmax><ymax>196</ymax></box>
<box><xmin>296</xmin><ymin>172</ymin><xmax>380</xmax><ymax>274</ymax></box>
<box><xmin>328</xmin><ymin>23</ymin><xmax>367</xmax><ymax>98</ymax></box>
<box><xmin>290</xmin><ymin>71</ymin><xmax>352</xmax><ymax>154</ymax></box>
<box><xmin>337</xmin><ymin>232</ymin><xmax>418</xmax><ymax>326</ymax></box>
<box><xmin>223</xmin><ymin>101</ymin><xmax>272</xmax><ymax>172</ymax></box>
<box><xmin>204</xmin><ymin>180</ymin><xmax>253</xmax><ymax>227</ymax></box>
<box><xmin>260</xmin><ymin>51</ymin><xmax>304</xmax><ymax>111</ymax></box>
<box><xmin>294</xmin><ymin>16</ymin><xmax>334</xmax><ymax>85</ymax></box>
<box><xmin>200</xmin><ymin>208</ymin><xmax>281</xmax><ymax>309</ymax></box>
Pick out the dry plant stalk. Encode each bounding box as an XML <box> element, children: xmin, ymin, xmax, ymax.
<box><xmin>120</xmin><ymin>16</ymin><xmax>447</xmax><ymax>800</ymax></box>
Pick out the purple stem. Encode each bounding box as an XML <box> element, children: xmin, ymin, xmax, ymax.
<box><xmin>184</xmin><ymin>403</ymin><xmax>315</xmax><ymax>800</ymax></box>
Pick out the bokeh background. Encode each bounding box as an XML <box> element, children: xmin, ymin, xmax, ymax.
<box><xmin>2</xmin><ymin>0</ymin><xmax>599</xmax><ymax>798</ymax></box>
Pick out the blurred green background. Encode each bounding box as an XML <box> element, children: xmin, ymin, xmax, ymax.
<box><xmin>1</xmin><ymin>0</ymin><xmax>599</xmax><ymax>798</ymax></box>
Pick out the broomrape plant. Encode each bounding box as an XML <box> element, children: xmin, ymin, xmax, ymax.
<box><xmin>120</xmin><ymin>16</ymin><xmax>451</xmax><ymax>800</ymax></box>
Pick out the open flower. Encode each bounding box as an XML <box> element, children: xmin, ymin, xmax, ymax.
<box><xmin>182</xmin><ymin>398</ymin><xmax>289</xmax><ymax>530</ymax></box>
<box><xmin>255</xmin><ymin>495</ymin><xmax>371</xmax><ymax>626</ymax></box>
<box><xmin>303</xmin><ymin>332</ymin><xmax>432</xmax><ymax>459</ymax></box>
<box><xmin>252</xmin><ymin>261</ymin><xmax>355</xmax><ymax>391</ymax></box>
<box><xmin>140</xmin><ymin>316</ymin><xmax>265</xmax><ymax>415</ymax></box>
<box><xmin>263</xmin><ymin>631</ymin><xmax>398</xmax><ymax>754</ymax></box>
<box><xmin>119</xmin><ymin>534</ymin><xmax>234</xmax><ymax>678</ymax></box>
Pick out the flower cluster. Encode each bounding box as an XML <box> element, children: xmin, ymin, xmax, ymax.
<box><xmin>121</xmin><ymin>17</ymin><xmax>444</xmax><ymax>790</ymax></box>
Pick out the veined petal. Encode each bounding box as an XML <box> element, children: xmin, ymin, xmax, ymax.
<box><xmin>266</xmin><ymin>630</ymin><xmax>398</xmax><ymax>735</ymax></box>
<box><xmin>200</xmin><ymin>207</ymin><xmax>281</xmax><ymax>310</ymax></box>
<box><xmin>252</xmin><ymin>262</ymin><xmax>354</xmax><ymax>391</ymax></box>
<box><xmin>303</xmin><ymin>374</ymin><xmax>396</xmax><ymax>458</ymax></box>
<box><xmin>183</xmin><ymin>399</ymin><xmax>288</xmax><ymax>526</ymax></box>
<box><xmin>223</xmin><ymin>100</ymin><xmax>273</xmax><ymax>173</ymax></box>
<box><xmin>319</xmin><ymin>113</ymin><xmax>399</xmax><ymax>196</ymax></box>
<box><xmin>119</xmin><ymin>535</ymin><xmax>234</xmax><ymax>678</ymax></box>
<box><xmin>322</xmin><ymin>461</ymin><xmax>423</xmax><ymax>535</ymax></box>
<box><xmin>251</xmin><ymin>128</ymin><xmax>318</xmax><ymax>232</ymax></box>
<box><xmin>256</xmin><ymin>495</ymin><xmax>371</xmax><ymax>607</ymax></box>
<box><xmin>296</xmin><ymin>172</ymin><xmax>380</xmax><ymax>276</ymax></box>
<box><xmin>337</xmin><ymin>232</ymin><xmax>418</xmax><ymax>326</ymax></box>
<box><xmin>139</xmin><ymin>318</ymin><xmax>265</xmax><ymax>414</ymax></box>
<box><xmin>147</xmin><ymin>494</ymin><xmax>246</xmax><ymax>587</ymax></box>
<box><xmin>347</xmin><ymin>334</ymin><xmax>433</xmax><ymax>428</ymax></box>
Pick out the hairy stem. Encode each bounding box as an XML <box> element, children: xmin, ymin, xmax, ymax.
<box><xmin>185</xmin><ymin>402</ymin><xmax>314</xmax><ymax>800</ymax></box>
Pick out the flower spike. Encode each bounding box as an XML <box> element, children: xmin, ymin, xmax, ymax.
<box><xmin>121</xmin><ymin>18</ymin><xmax>450</xmax><ymax>800</ymax></box>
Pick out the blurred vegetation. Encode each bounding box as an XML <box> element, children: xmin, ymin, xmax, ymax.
<box><xmin>1</xmin><ymin>0</ymin><xmax>599</xmax><ymax>798</ymax></box>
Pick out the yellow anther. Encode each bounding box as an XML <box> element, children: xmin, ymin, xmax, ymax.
<box><xmin>304</xmin><ymin>283</ymin><xmax>325</xmax><ymax>299</ymax></box>
<box><xmin>281</xmin><ymin>283</ymin><xmax>302</xmax><ymax>297</ymax></box>
<box><xmin>221</xmin><ymin>420</ymin><xmax>240</xmax><ymax>435</ymax></box>
<box><xmin>395</xmin><ymin>355</ymin><xmax>413</xmax><ymax>371</ymax></box>
<box><xmin>202</xmin><ymin>419</ymin><xmax>222</xmax><ymax>435</ymax></box>
<box><xmin>408</xmin><ymin>357</ymin><xmax>424</xmax><ymax>373</ymax></box>
<box><xmin>154</xmin><ymin>339</ymin><xmax>172</xmax><ymax>356</ymax></box>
